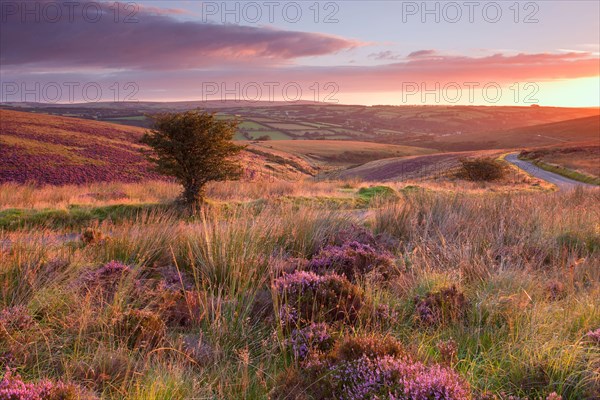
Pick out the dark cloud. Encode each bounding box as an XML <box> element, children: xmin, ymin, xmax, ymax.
<box><xmin>407</xmin><ymin>49</ymin><xmax>437</xmax><ymax>58</ymax></box>
<box><xmin>0</xmin><ymin>0</ymin><xmax>360</xmax><ymax>70</ymax></box>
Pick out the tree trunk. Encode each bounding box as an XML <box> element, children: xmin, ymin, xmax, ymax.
<box><xmin>182</xmin><ymin>182</ymin><xmax>205</xmax><ymax>208</ymax></box>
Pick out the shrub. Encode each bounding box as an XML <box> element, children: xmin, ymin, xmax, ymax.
<box><xmin>272</xmin><ymin>335</ymin><xmax>470</xmax><ymax>400</ymax></box>
<box><xmin>80</xmin><ymin>261</ymin><xmax>131</xmax><ymax>304</ymax></box>
<box><xmin>273</xmin><ymin>271</ymin><xmax>364</xmax><ymax>327</ymax></box>
<box><xmin>357</xmin><ymin>186</ymin><xmax>398</xmax><ymax>203</ymax></box>
<box><xmin>457</xmin><ymin>157</ymin><xmax>508</xmax><ymax>181</ymax></box>
<box><xmin>140</xmin><ymin>111</ymin><xmax>246</xmax><ymax>206</ymax></box>
<box><xmin>112</xmin><ymin>309</ymin><xmax>165</xmax><ymax>350</ymax></box>
<box><xmin>0</xmin><ymin>368</ymin><xmax>94</xmax><ymax>400</ymax></box>
<box><xmin>286</xmin><ymin>323</ymin><xmax>335</xmax><ymax>361</ymax></box>
<box><xmin>307</xmin><ymin>241</ymin><xmax>396</xmax><ymax>282</ymax></box>
<box><xmin>414</xmin><ymin>286</ymin><xmax>468</xmax><ymax>327</ymax></box>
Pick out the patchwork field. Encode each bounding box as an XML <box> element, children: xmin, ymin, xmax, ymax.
<box><xmin>4</xmin><ymin>103</ymin><xmax>598</xmax><ymax>148</ymax></box>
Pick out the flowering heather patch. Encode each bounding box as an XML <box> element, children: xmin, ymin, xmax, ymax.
<box><xmin>414</xmin><ymin>286</ymin><xmax>468</xmax><ymax>327</ymax></box>
<box><xmin>272</xmin><ymin>335</ymin><xmax>470</xmax><ymax>400</ymax></box>
<box><xmin>286</xmin><ymin>323</ymin><xmax>335</xmax><ymax>361</ymax></box>
<box><xmin>329</xmin><ymin>354</ymin><xmax>470</xmax><ymax>400</ymax></box>
<box><xmin>586</xmin><ymin>328</ymin><xmax>600</xmax><ymax>345</ymax></box>
<box><xmin>0</xmin><ymin>306</ymin><xmax>34</xmax><ymax>339</ymax></box>
<box><xmin>0</xmin><ymin>368</ymin><xmax>94</xmax><ymax>400</ymax></box>
<box><xmin>0</xmin><ymin>110</ymin><xmax>163</xmax><ymax>185</ymax></box>
<box><xmin>80</xmin><ymin>261</ymin><xmax>131</xmax><ymax>303</ymax></box>
<box><xmin>273</xmin><ymin>271</ymin><xmax>364</xmax><ymax>327</ymax></box>
<box><xmin>307</xmin><ymin>241</ymin><xmax>396</xmax><ymax>282</ymax></box>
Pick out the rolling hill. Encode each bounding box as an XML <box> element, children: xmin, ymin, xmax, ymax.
<box><xmin>0</xmin><ymin>110</ymin><xmax>316</xmax><ymax>185</ymax></box>
<box><xmin>429</xmin><ymin>115</ymin><xmax>600</xmax><ymax>151</ymax></box>
<box><xmin>3</xmin><ymin>103</ymin><xmax>598</xmax><ymax>146</ymax></box>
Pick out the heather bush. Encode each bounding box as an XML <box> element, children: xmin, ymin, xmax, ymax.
<box><xmin>0</xmin><ymin>368</ymin><xmax>94</xmax><ymax>400</ymax></box>
<box><xmin>307</xmin><ymin>241</ymin><xmax>397</xmax><ymax>282</ymax></box>
<box><xmin>273</xmin><ymin>271</ymin><xmax>364</xmax><ymax>327</ymax></box>
<box><xmin>272</xmin><ymin>335</ymin><xmax>470</xmax><ymax>400</ymax></box>
<box><xmin>457</xmin><ymin>157</ymin><xmax>509</xmax><ymax>181</ymax></box>
<box><xmin>414</xmin><ymin>286</ymin><xmax>468</xmax><ymax>327</ymax></box>
<box><xmin>112</xmin><ymin>309</ymin><xmax>165</xmax><ymax>350</ymax></box>
<box><xmin>80</xmin><ymin>260</ymin><xmax>131</xmax><ymax>303</ymax></box>
<box><xmin>286</xmin><ymin>323</ymin><xmax>336</xmax><ymax>361</ymax></box>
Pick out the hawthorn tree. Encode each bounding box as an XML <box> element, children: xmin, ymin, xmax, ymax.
<box><xmin>141</xmin><ymin>111</ymin><xmax>245</xmax><ymax>206</ymax></box>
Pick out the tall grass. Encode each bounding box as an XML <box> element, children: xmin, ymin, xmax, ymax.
<box><xmin>1</xmin><ymin>185</ymin><xmax>598</xmax><ymax>398</ymax></box>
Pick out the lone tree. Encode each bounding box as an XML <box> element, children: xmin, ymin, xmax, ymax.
<box><xmin>141</xmin><ymin>111</ymin><xmax>245</xmax><ymax>206</ymax></box>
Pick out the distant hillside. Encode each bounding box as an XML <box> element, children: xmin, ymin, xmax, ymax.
<box><xmin>430</xmin><ymin>115</ymin><xmax>600</xmax><ymax>151</ymax></box>
<box><xmin>3</xmin><ymin>103</ymin><xmax>598</xmax><ymax>147</ymax></box>
<box><xmin>0</xmin><ymin>110</ymin><xmax>315</xmax><ymax>185</ymax></box>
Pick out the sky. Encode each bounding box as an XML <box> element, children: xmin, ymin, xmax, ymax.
<box><xmin>1</xmin><ymin>0</ymin><xmax>599</xmax><ymax>106</ymax></box>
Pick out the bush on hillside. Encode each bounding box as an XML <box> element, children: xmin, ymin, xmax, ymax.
<box><xmin>273</xmin><ymin>271</ymin><xmax>364</xmax><ymax>327</ymax></box>
<box><xmin>457</xmin><ymin>157</ymin><xmax>508</xmax><ymax>181</ymax></box>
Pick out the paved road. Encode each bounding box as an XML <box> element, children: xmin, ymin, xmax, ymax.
<box><xmin>505</xmin><ymin>153</ymin><xmax>597</xmax><ymax>190</ymax></box>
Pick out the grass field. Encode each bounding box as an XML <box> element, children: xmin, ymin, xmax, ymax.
<box><xmin>1</xmin><ymin>178</ymin><xmax>599</xmax><ymax>399</ymax></box>
<box><xmin>1</xmin><ymin>106</ymin><xmax>600</xmax><ymax>399</ymax></box>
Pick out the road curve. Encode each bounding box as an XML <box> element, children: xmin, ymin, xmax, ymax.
<box><xmin>505</xmin><ymin>153</ymin><xmax>597</xmax><ymax>190</ymax></box>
